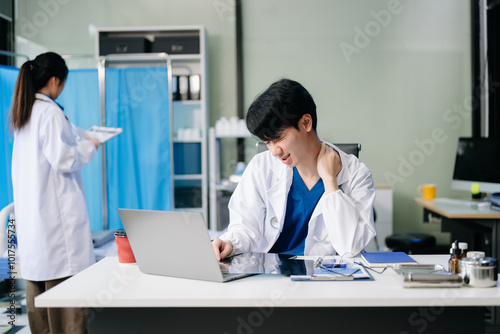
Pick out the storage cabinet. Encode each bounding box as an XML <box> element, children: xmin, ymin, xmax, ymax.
<box><xmin>96</xmin><ymin>26</ymin><xmax>209</xmax><ymax>222</ymax></box>
<box><xmin>365</xmin><ymin>184</ymin><xmax>393</xmax><ymax>252</ymax></box>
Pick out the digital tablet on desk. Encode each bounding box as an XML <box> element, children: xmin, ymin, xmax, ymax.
<box><xmin>220</xmin><ymin>252</ymin><xmax>313</xmax><ymax>276</ymax></box>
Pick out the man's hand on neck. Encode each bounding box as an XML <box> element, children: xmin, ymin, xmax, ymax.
<box><xmin>316</xmin><ymin>141</ymin><xmax>342</xmax><ymax>194</ymax></box>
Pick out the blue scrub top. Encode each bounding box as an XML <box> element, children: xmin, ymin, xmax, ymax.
<box><xmin>269</xmin><ymin>167</ymin><xmax>324</xmax><ymax>255</ymax></box>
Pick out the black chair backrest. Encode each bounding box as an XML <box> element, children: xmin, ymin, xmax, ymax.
<box><xmin>256</xmin><ymin>142</ymin><xmax>361</xmax><ymax>158</ymax></box>
<box><xmin>334</xmin><ymin>143</ymin><xmax>361</xmax><ymax>158</ymax></box>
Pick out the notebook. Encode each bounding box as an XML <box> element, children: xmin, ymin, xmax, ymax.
<box><xmin>360</xmin><ymin>252</ymin><xmax>417</xmax><ymax>268</ymax></box>
<box><xmin>118</xmin><ymin>209</ymin><xmax>311</xmax><ymax>282</ymax></box>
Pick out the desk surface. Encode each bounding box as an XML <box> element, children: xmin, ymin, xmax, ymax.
<box><xmin>35</xmin><ymin>255</ymin><xmax>500</xmax><ymax>308</ymax></box>
<box><xmin>414</xmin><ymin>197</ymin><xmax>500</xmax><ymax>219</ymax></box>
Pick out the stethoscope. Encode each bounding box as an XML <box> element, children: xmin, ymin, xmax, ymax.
<box><xmin>269</xmin><ymin>216</ymin><xmax>279</xmax><ymax>229</ymax></box>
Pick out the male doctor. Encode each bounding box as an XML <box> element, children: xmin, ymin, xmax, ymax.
<box><xmin>212</xmin><ymin>78</ymin><xmax>376</xmax><ymax>259</ymax></box>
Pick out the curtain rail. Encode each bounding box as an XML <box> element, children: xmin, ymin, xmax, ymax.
<box><xmin>0</xmin><ymin>50</ymin><xmax>29</xmax><ymax>62</ymax></box>
<box><xmin>0</xmin><ymin>51</ymin><xmax>101</xmax><ymax>67</ymax></box>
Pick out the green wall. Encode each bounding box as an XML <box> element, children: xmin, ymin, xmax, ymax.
<box><xmin>15</xmin><ymin>0</ymin><xmax>238</xmax><ymax>126</ymax></box>
<box><xmin>241</xmin><ymin>0</ymin><xmax>472</xmax><ymax>244</ymax></box>
<box><xmin>15</xmin><ymin>0</ymin><xmax>473</xmax><ymax>243</ymax></box>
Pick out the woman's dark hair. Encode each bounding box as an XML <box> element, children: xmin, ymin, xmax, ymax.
<box><xmin>9</xmin><ymin>52</ymin><xmax>68</xmax><ymax>130</ymax></box>
<box><xmin>246</xmin><ymin>78</ymin><xmax>317</xmax><ymax>141</ymax></box>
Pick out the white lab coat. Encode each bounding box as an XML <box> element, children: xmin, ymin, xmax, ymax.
<box><xmin>220</xmin><ymin>142</ymin><xmax>376</xmax><ymax>257</ymax></box>
<box><xmin>11</xmin><ymin>93</ymin><xmax>97</xmax><ymax>281</ymax></box>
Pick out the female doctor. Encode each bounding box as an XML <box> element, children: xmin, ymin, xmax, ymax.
<box><xmin>10</xmin><ymin>52</ymin><xmax>99</xmax><ymax>334</ymax></box>
<box><xmin>212</xmin><ymin>78</ymin><xmax>376</xmax><ymax>260</ymax></box>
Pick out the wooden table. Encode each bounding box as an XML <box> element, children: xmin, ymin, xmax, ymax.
<box><xmin>414</xmin><ymin>197</ymin><xmax>500</xmax><ymax>260</ymax></box>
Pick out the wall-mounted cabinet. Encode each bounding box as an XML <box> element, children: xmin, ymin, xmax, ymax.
<box><xmin>96</xmin><ymin>25</ymin><xmax>208</xmax><ymax>222</ymax></box>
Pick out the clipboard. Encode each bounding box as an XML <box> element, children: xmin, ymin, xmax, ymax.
<box><xmin>87</xmin><ymin>126</ymin><xmax>123</xmax><ymax>143</ymax></box>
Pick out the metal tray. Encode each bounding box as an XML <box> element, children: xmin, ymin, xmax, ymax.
<box><xmin>403</xmin><ymin>272</ymin><xmax>463</xmax><ymax>288</ymax></box>
<box><xmin>391</xmin><ymin>264</ymin><xmax>445</xmax><ymax>275</ymax></box>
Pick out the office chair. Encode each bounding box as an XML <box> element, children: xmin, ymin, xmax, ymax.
<box><xmin>333</xmin><ymin>143</ymin><xmax>361</xmax><ymax>158</ymax></box>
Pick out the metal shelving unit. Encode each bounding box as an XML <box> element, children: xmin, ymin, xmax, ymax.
<box><xmin>96</xmin><ymin>26</ymin><xmax>209</xmax><ymax>225</ymax></box>
<box><xmin>208</xmin><ymin>127</ymin><xmax>255</xmax><ymax>231</ymax></box>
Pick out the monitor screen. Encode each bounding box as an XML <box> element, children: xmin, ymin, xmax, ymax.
<box><xmin>452</xmin><ymin>137</ymin><xmax>500</xmax><ymax>193</ymax></box>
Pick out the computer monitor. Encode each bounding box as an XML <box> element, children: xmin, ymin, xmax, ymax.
<box><xmin>452</xmin><ymin>137</ymin><xmax>500</xmax><ymax>194</ymax></box>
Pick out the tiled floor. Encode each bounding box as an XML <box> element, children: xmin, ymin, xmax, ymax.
<box><xmin>0</xmin><ymin>240</ymin><xmax>119</xmax><ymax>334</ymax></box>
<box><xmin>0</xmin><ymin>294</ymin><xmax>30</xmax><ymax>334</ymax></box>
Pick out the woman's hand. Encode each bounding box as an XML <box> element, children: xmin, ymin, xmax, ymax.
<box><xmin>91</xmin><ymin>138</ymin><xmax>100</xmax><ymax>149</ymax></box>
<box><xmin>86</xmin><ymin>135</ymin><xmax>100</xmax><ymax>149</ymax></box>
<box><xmin>317</xmin><ymin>142</ymin><xmax>342</xmax><ymax>193</ymax></box>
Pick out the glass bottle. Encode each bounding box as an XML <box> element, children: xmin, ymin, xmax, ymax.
<box><xmin>448</xmin><ymin>242</ymin><xmax>457</xmax><ymax>273</ymax></box>
<box><xmin>451</xmin><ymin>248</ymin><xmax>461</xmax><ymax>274</ymax></box>
<box><xmin>459</xmin><ymin>242</ymin><xmax>468</xmax><ymax>259</ymax></box>
<box><xmin>448</xmin><ymin>247</ymin><xmax>455</xmax><ymax>273</ymax></box>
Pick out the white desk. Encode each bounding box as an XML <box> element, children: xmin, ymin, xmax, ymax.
<box><xmin>36</xmin><ymin>255</ymin><xmax>499</xmax><ymax>334</ymax></box>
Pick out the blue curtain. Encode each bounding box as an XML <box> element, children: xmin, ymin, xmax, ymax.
<box><xmin>56</xmin><ymin>69</ymin><xmax>102</xmax><ymax>231</ymax></box>
<box><xmin>1</xmin><ymin>65</ymin><xmax>172</xmax><ymax>231</ymax></box>
<box><xmin>105</xmin><ymin>67</ymin><xmax>172</xmax><ymax>230</ymax></box>
<box><xmin>0</xmin><ymin>65</ymin><xmax>18</xmax><ymax>213</ymax></box>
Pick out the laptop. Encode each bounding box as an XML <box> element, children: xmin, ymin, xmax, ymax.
<box><xmin>118</xmin><ymin>208</ymin><xmax>255</xmax><ymax>283</ymax></box>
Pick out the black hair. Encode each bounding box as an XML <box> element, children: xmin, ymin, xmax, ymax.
<box><xmin>246</xmin><ymin>78</ymin><xmax>317</xmax><ymax>141</ymax></box>
<box><xmin>9</xmin><ymin>52</ymin><xmax>68</xmax><ymax>130</ymax></box>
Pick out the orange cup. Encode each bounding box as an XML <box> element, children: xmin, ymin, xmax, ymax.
<box><xmin>418</xmin><ymin>184</ymin><xmax>436</xmax><ymax>200</ymax></box>
<box><xmin>115</xmin><ymin>230</ymin><xmax>136</xmax><ymax>264</ymax></box>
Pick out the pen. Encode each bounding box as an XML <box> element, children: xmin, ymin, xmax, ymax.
<box><xmin>319</xmin><ymin>266</ymin><xmax>360</xmax><ymax>276</ymax></box>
